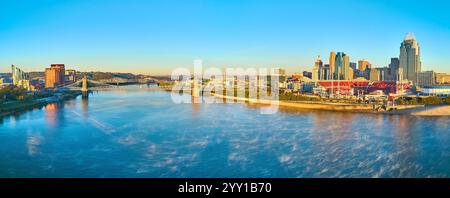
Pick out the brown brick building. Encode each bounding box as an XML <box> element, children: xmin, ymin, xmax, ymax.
<box><xmin>45</xmin><ymin>64</ymin><xmax>65</xmax><ymax>88</ymax></box>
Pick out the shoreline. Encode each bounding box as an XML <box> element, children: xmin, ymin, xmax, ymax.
<box><xmin>212</xmin><ymin>94</ymin><xmax>450</xmax><ymax>116</ymax></box>
<box><xmin>0</xmin><ymin>91</ymin><xmax>82</xmax><ymax>117</ymax></box>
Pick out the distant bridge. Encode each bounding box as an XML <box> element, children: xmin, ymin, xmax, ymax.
<box><xmin>63</xmin><ymin>78</ymin><xmax>163</xmax><ymax>91</ymax></box>
<box><xmin>64</xmin><ymin>78</ymin><xmax>115</xmax><ymax>90</ymax></box>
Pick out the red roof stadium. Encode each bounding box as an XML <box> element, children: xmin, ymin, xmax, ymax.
<box><xmin>317</xmin><ymin>80</ymin><xmax>411</xmax><ymax>95</ymax></box>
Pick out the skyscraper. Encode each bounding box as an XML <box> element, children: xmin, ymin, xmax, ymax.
<box><xmin>389</xmin><ymin>57</ymin><xmax>400</xmax><ymax>81</ymax></box>
<box><xmin>334</xmin><ymin>52</ymin><xmax>351</xmax><ymax>80</ymax></box>
<box><xmin>329</xmin><ymin>51</ymin><xmax>336</xmax><ymax>79</ymax></box>
<box><xmin>343</xmin><ymin>54</ymin><xmax>350</xmax><ymax>80</ymax></box>
<box><xmin>399</xmin><ymin>33</ymin><xmax>421</xmax><ymax>84</ymax></box>
<box><xmin>312</xmin><ymin>55</ymin><xmax>323</xmax><ymax>81</ymax></box>
<box><xmin>334</xmin><ymin>52</ymin><xmax>344</xmax><ymax>80</ymax></box>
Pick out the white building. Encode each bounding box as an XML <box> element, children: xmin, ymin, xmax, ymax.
<box><xmin>421</xmin><ymin>86</ymin><xmax>450</xmax><ymax>97</ymax></box>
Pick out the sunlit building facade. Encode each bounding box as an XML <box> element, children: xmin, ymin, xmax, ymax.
<box><xmin>45</xmin><ymin>64</ymin><xmax>66</xmax><ymax>88</ymax></box>
<box><xmin>358</xmin><ymin>59</ymin><xmax>372</xmax><ymax>71</ymax></box>
<box><xmin>329</xmin><ymin>51</ymin><xmax>336</xmax><ymax>80</ymax></box>
<box><xmin>11</xmin><ymin>65</ymin><xmax>29</xmax><ymax>85</ymax></box>
<box><xmin>418</xmin><ymin>70</ymin><xmax>435</xmax><ymax>87</ymax></box>
<box><xmin>399</xmin><ymin>33</ymin><xmax>421</xmax><ymax>84</ymax></box>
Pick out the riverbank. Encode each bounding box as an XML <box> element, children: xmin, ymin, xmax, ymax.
<box><xmin>0</xmin><ymin>91</ymin><xmax>82</xmax><ymax>117</ymax></box>
<box><xmin>213</xmin><ymin>94</ymin><xmax>423</xmax><ymax>114</ymax></box>
<box><xmin>410</xmin><ymin>105</ymin><xmax>450</xmax><ymax>116</ymax></box>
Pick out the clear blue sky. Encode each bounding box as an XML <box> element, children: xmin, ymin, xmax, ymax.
<box><xmin>1</xmin><ymin>0</ymin><xmax>450</xmax><ymax>75</ymax></box>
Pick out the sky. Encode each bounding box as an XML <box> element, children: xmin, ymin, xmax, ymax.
<box><xmin>1</xmin><ymin>0</ymin><xmax>450</xmax><ymax>75</ymax></box>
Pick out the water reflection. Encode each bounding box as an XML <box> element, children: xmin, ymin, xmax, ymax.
<box><xmin>81</xmin><ymin>96</ymin><xmax>89</xmax><ymax>118</ymax></box>
<box><xmin>44</xmin><ymin>103</ymin><xmax>65</xmax><ymax>128</ymax></box>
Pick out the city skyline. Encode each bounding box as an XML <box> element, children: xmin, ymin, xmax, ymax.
<box><xmin>1</xmin><ymin>0</ymin><xmax>450</xmax><ymax>75</ymax></box>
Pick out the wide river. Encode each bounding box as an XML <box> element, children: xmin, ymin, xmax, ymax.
<box><xmin>1</xmin><ymin>87</ymin><xmax>449</xmax><ymax>177</ymax></box>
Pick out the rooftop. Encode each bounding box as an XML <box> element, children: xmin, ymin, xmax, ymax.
<box><xmin>404</xmin><ymin>32</ymin><xmax>416</xmax><ymax>41</ymax></box>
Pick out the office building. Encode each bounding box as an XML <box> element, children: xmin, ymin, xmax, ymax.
<box><xmin>399</xmin><ymin>33</ymin><xmax>421</xmax><ymax>84</ymax></box>
<box><xmin>45</xmin><ymin>64</ymin><xmax>66</xmax><ymax>88</ymax></box>
<box><xmin>358</xmin><ymin>60</ymin><xmax>372</xmax><ymax>71</ymax></box>
<box><xmin>369</xmin><ymin>68</ymin><xmax>380</xmax><ymax>81</ymax></box>
<box><xmin>335</xmin><ymin>52</ymin><xmax>344</xmax><ymax>80</ymax></box>
<box><xmin>418</xmin><ymin>71</ymin><xmax>435</xmax><ymax>87</ymax></box>
<box><xmin>389</xmin><ymin>58</ymin><xmax>400</xmax><ymax>81</ymax></box>
<box><xmin>312</xmin><ymin>56</ymin><xmax>324</xmax><ymax>81</ymax></box>
<box><xmin>329</xmin><ymin>51</ymin><xmax>336</xmax><ymax>80</ymax></box>
<box><xmin>343</xmin><ymin>54</ymin><xmax>350</xmax><ymax>80</ymax></box>
<box><xmin>334</xmin><ymin>52</ymin><xmax>351</xmax><ymax>80</ymax></box>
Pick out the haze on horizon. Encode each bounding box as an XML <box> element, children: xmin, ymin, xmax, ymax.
<box><xmin>1</xmin><ymin>0</ymin><xmax>450</xmax><ymax>75</ymax></box>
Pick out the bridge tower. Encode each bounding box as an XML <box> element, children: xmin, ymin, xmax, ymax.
<box><xmin>81</xmin><ymin>76</ymin><xmax>89</xmax><ymax>98</ymax></box>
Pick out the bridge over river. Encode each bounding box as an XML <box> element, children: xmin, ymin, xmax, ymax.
<box><xmin>64</xmin><ymin>78</ymin><xmax>162</xmax><ymax>91</ymax></box>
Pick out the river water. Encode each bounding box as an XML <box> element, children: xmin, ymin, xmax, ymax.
<box><xmin>1</xmin><ymin>88</ymin><xmax>449</xmax><ymax>177</ymax></box>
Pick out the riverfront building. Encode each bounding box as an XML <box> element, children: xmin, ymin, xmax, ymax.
<box><xmin>11</xmin><ymin>65</ymin><xmax>29</xmax><ymax>86</ymax></box>
<box><xmin>11</xmin><ymin>65</ymin><xmax>34</xmax><ymax>90</ymax></box>
<box><xmin>45</xmin><ymin>64</ymin><xmax>66</xmax><ymax>88</ymax></box>
<box><xmin>421</xmin><ymin>85</ymin><xmax>450</xmax><ymax>97</ymax></box>
<box><xmin>317</xmin><ymin>80</ymin><xmax>411</xmax><ymax>96</ymax></box>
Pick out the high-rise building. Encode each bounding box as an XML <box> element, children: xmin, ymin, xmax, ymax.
<box><xmin>329</xmin><ymin>51</ymin><xmax>336</xmax><ymax>79</ymax></box>
<box><xmin>45</xmin><ymin>64</ymin><xmax>66</xmax><ymax>88</ymax></box>
<box><xmin>11</xmin><ymin>65</ymin><xmax>33</xmax><ymax>90</ymax></box>
<box><xmin>334</xmin><ymin>52</ymin><xmax>351</xmax><ymax>80</ymax></box>
<box><xmin>399</xmin><ymin>33</ymin><xmax>421</xmax><ymax>84</ymax></box>
<box><xmin>349</xmin><ymin>67</ymin><xmax>354</xmax><ymax>80</ymax></box>
<box><xmin>377</xmin><ymin>68</ymin><xmax>387</xmax><ymax>81</ymax></box>
<box><xmin>312</xmin><ymin>56</ymin><xmax>323</xmax><ymax>81</ymax></box>
<box><xmin>11</xmin><ymin>65</ymin><xmax>29</xmax><ymax>85</ymax></box>
<box><xmin>358</xmin><ymin>60</ymin><xmax>371</xmax><ymax>71</ymax></box>
<box><xmin>389</xmin><ymin>58</ymin><xmax>400</xmax><ymax>81</ymax></box>
<box><xmin>369</xmin><ymin>68</ymin><xmax>380</xmax><ymax>81</ymax></box>
<box><xmin>334</xmin><ymin>52</ymin><xmax>344</xmax><ymax>80</ymax></box>
<box><xmin>418</xmin><ymin>71</ymin><xmax>435</xmax><ymax>87</ymax></box>
<box><xmin>343</xmin><ymin>54</ymin><xmax>350</xmax><ymax>80</ymax></box>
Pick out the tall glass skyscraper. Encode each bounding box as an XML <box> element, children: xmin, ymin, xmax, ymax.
<box><xmin>11</xmin><ymin>65</ymin><xmax>28</xmax><ymax>85</ymax></box>
<box><xmin>399</xmin><ymin>33</ymin><xmax>421</xmax><ymax>84</ymax></box>
<box><xmin>334</xmin><ymin>52</ymin><xmax>343</xmax><ymax>80</ymax></box>
<box><xmin>334</xmin><ymin>52</ymin><xmax>350</xmax><ymax>80</ymax></box>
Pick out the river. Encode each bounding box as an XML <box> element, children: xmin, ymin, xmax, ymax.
<box><xmin>1</xmin><ymin>87</ymin><xmax>449</xmax><ymax>177</ymax></box>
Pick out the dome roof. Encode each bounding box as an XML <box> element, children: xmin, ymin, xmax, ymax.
<box><xmin>404</xmin><ymin>32</ymin><xmax>416</xmax><ymax>41</ymax></box>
